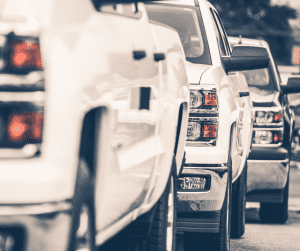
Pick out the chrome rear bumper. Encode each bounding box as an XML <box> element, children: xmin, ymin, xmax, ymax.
<box><xmin>0</xmin><ymin>201</ymin><xmax>72</xmax><ymax>251</ymax></box>
<box><xmin>177</xmin><ymin>164</ymin><xmax>228</xmax><ymax>233</ymax></box>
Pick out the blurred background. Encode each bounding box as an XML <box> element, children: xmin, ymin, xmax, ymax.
<box><xmin>209</xmin><ymin>0</ymin><xmax>300</xmax><ymax>161</ymax></box>
<box><xmin>210</xmin><ymin>0</ymin><xmax>300</xmax><ymax>67</ymax></box>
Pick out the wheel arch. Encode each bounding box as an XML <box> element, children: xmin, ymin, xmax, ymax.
<box><xmin>174</xmin><ymin>101</ymin><xmax>188</xmax><ymax>175</ymax></box>
<box><xmin>78</xmin><ymin>106</ymin><xmax>107</xmax><ymax>178</ymax></box>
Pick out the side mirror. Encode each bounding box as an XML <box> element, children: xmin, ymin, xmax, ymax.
<box><xmin>222</xmin><ymin>45</ymin><xmax>270</xmax><ymax>73</ymax></box>
<box><xmin>281</xmin><ymin>76</ymin><xmax>300</xmax><ymax>94</ymax></box>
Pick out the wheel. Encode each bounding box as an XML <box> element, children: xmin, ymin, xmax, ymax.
<box><xmin>259</xmin><ymin>172</ymin><xmax>289</xmax><ymax>224</ymax></box>
<box><xmin>183</xmin><ymin>139</ymin><xmax>232</xmax><ymax>251</ymax></box>
<box><xmin>147</xmin><ymin>158</ymin><xmax>177</xmax><ymax>251</ymax></box>
<box><xmin>230</xmin><ymin>160</ymin><xmax>247</xmax><ymax>238</ymax></box>
<box><xmin>68</xmin><ymin>159</ymin><xmax>95</xmax><ymax>251</ymax></box>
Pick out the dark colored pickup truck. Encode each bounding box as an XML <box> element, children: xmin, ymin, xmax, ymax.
<box><xmin>229</xmin><ymin>36</ymin><xmax>300</xmax><ymax>223</ymax></box>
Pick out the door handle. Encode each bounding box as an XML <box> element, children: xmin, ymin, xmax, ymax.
<box><xmin>133</xmin><ymin>50</ymin><xmax>146</xmax><ymax>60</ymax></box>
<box><xmin>130</xmin><ymin>86</ymin><xmax>151</xmax><ymax>110</ymax></box>
<box><xmin>239</xmin><ymin>91</ymin><xmax>250</xmax><ymax>97</ymax></box>
<box><xmin>154</xmin><ymin>53</ymin><xmax>165</xmax><ymax>62</ymax></box>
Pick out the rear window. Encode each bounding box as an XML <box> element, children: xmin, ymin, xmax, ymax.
<box><xmin>240</xmin><ymin>67</ymin><xmax>277</xmax><ymax>95</ymax></box>
<box><xmin>146</xmin><ymin>4</ymin><xmax>211</xmax><ymax>65</ymax></box>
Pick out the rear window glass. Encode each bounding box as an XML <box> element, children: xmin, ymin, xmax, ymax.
<box><xmin>146</xmin><ymin>4</ymin><xmax>211</xmax><ymax>65</ymax></box>
<box><xmin>240</xmin><ymin>67</ymin><xmax>277</xmax><ymax>94</ymax></box>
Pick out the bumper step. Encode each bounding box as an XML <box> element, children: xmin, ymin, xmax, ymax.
<box><xmin>177</xmin><ymin>211</ymin><xmax>220</xmax><ymax>233</ymax></box>
<box><xmin>247</xmin><ymin>189</ymin><xmax>284</xmax><ymax>203</ymax></box>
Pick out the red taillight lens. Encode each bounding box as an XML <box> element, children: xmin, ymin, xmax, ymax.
<box><xmin>7</xmin><ymin>112</ymin><xmax>43</xmax><ymax>142</ymax></box>
<box><xmin>202</xmin><ymin>124</ymin><xmax>216</xmax><ymax>138</ymax></box>
<box><xmin>7</xmin><ymin>115</ymin><xmax>27</xmax><ymax>141</ymax></box>
<box><xmin>273</xmin><ymin>132</ymin><xmax>283</xmax><ymax>143</ymax></box>
<box><xmin>203</xmin><ymin>94</ymin><xmax>217</xmax><ymax>106</ymax></box>
<box><xmin>10</xmin><ymin>41</ymin><xmax>42</xmax><ymax>70</ymax></box>
<box><xmin>274</xmin><ymin>112</ymin><xmax>282</xmax><ymax>122</ymax></box>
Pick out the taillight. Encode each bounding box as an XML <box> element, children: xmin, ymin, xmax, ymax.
<box><xmin>187</xmin><ymin>86</ymin><xmax>219</xmax><ymax>146</ymax></box>
<box><xmin>187</xmin><ymin>120</ymin><xmax>218</xmax><ymax>141</ymax></box>
<box><xmin>0</xmin><ymin>33</ymin><xmax>43</xmax><ymax>74</ymax></box>
<box><xmin>189</xmin><ymin>89</ymin><xmax>218</xmax><ymax>109</ymax></box>
<box><xmin>255</xmin><ymin>111</ymin><xmax>283</xmax><ymax>124</ymax></box>
<box><xmin>10</xmin><ymin>40</ymin><xmax>42</xmax><ymax>70</ymax></box>
<box><xmin>253</xmin><ymin>130</ymin><xmax>283</xmax><ymax>145</ymax></box>
<box><xmin>7</xmin><ymin>112</ymin><xmax>43</xmax><ymax>143</ymax></box>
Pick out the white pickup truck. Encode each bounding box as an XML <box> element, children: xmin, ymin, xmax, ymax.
<box><xmin>146</xmin><ymin>0</ymin><xmax>269</xmax><ymax>250</ymax></box>
<box><xmin>0</xmin><ymin>0</ymin><xmax>189</xmax><ymax>250</ymax></box>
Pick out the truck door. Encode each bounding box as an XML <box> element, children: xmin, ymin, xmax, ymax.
<box><xmin>93</xmin><ymin>3</ymin><xmax>161</xmax><ymax>232</ymax></box>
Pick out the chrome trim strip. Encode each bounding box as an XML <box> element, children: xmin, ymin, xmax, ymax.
<box><xmin>0</xmin><ymin>144</ymin><xmax>41</xmax><ymax>159</ymax></box>
<box><xmin>188</xmin><ymin>117</ymin><xmax>218</xmax><ymax>122</ymax></box>
<box><xmin>190</xmin><ymin>86</ymin><xmax>216</xmax><ymax>91</ymax></box>
<box><xmin>247</xmin><ymin>158</ymin><xmax>289</xmax><ymax>163</ymax></box>
<box><xmin>252</xmin><ymin>143</ymin><xmax>283</xmax><ymax>148</ymax></box>
<box><xmin>0</xmin><ymin>91</ymin><xmax>45</xmax><ymax>103</ymax></box>
<box><xmin>184</xmin><ymin>163</ymin><xmax>226</xmax><ymax>168</ymax></box>
<box><xmin>253</xmin><ymin>127</ymin><xmax>283</xmax><ymax>131</ymax></box>
<box><xmin>177</xmin><ymin>190</ymin><xmax>210</xmax><ymax>195</ymax></box>
<box><xmin>254</xmin><ymin>122</ymin><xmax>284</xmax><ymax>127</ymax></box>
<box><xmin>254</xmin><ymin>107</ymin><xmax>282</xmax><ymax>112</ymax></box>
<box><xmin>0</xmin><ymin>201</ymin><xmax>72</xmax><ymax>215</ymax></box>
<box><xmin>189</xmin><ymin>108</ymin><xmax>218</xmax><ymax>114</ymax></box>
<box><xmin>185</xmin><ymin>140</ymin><xmax>217</xmax><ymax>147</ymax></box>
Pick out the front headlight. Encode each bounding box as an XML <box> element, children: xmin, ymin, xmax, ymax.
<box><xmin>255</xmin><ymin>111</ymin><xmax>282</xmax><ymax>124</ymax></box>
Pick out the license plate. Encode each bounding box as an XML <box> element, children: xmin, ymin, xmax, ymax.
<box><xmin>179</xmin><ymin>177</ymin><xmax>206</xmax><ymax>190</ymax></box>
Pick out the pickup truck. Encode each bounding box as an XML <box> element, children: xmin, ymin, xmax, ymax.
<box><xmin>146</xmin><ymin>0</ymin><xmax>269</xmax><ymax>250</ymax></box>
<box><xmin>0</xmin><ymin>0</ymin><xmax>189</xmax><ymax>250</ymax></box>
<box><xmin>229</xmin><ymin>36</ymin><xmax>300</xmax><ymax>224</ymax></box>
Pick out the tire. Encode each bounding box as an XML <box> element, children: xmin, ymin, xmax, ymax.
<box><xmin>68</xmin><ymin>159</ymin><xmax>96</xmax><ymax>251</ymax></box>
<box><xmin>147</xmin><ymin>158</ymin><xmax>177</xmax><ymax>251</ymax></box>
<box><xmin>259</xmin><ymin>172</ymin><xmax>289</xmax><ymax>224</ymax></box>
<box><xmin>213</xmin><ymin>154</ymin><xmax>232</xmax><ymax>251</ymax></box>
<box><xmin>230</xmin><ymin>160</ymin><xmax>247</xmax><ymax>238</ymax></box>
